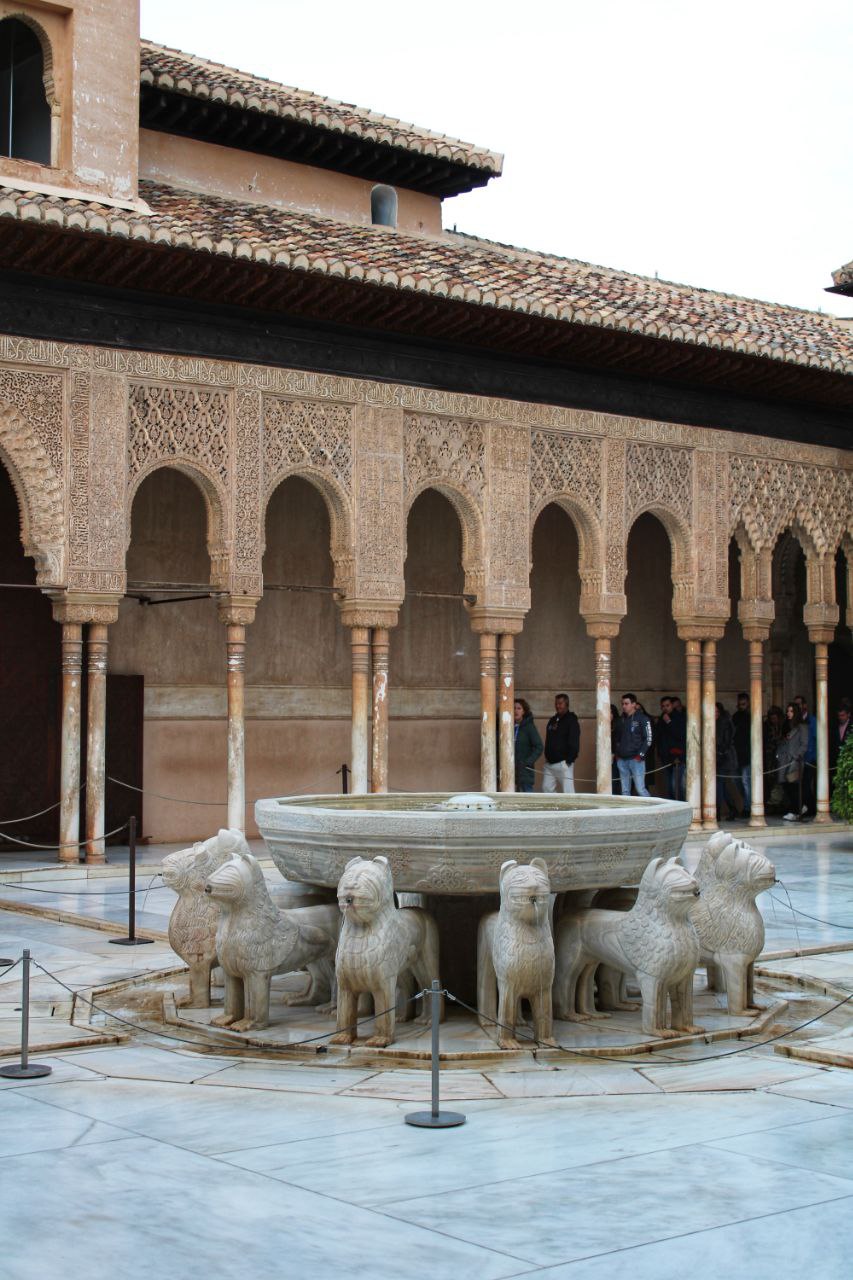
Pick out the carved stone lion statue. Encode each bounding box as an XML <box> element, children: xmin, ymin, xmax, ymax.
<box><xmin>329</xmin><ymin>855</ymin><xmax>441</xmax><ymax>1049</ymax></box>
<box><xmin>691</xmin><ymin>832</ymin><xmax>775</xmax><ymax>1016</ymax></box>
<box><xmin>162</xmin><ymin>828</ymin><xmax>249</xmax><ymax>1008</ymax></box>
<box><xmin>204</xmin><ymin>850</ymin><xmax>336</xmax><ymax>1032</ymax></box>
<box><xmin>553</xmin><ymin>856</ymin><xmax>703</xmax><ymax>1040</ymax></box>
<box><xmin>477</xmin><ymin>858</ymin><xmax>557</xmax><ymax>1050</ymax></box>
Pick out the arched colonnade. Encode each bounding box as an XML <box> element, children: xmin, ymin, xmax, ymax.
<box><xmin>0</xmin><ymin>350</ymin><xmax>850</xmax><ymax>861</ymax></box>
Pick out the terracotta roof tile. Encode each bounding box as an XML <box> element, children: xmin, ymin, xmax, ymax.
<box><xmin>139</xmin><ymin>41</ymin><xmax>503</xmax><ymax>176</ymax></box>
<box><xmin>2</xmin><ymin>180</ymin><xmax>850</xmax><ymax>377</ymax></box>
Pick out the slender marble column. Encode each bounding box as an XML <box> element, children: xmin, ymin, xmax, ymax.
<box><xmin>748</xmin><ymin>640</ymin><xmax>766</xmax><ymax>828</ymax></box>
<box><xmin>349</xmin><ymin>626</ymin><xmax>371</xmax><ymax>794</ymax></box>
<box><xmin>59</xmin><ymin>622</ymin><xmax>83</xmax><ymax>863</ymax></box>
<box><xmin>685</xmin><ymin>639</ymin><xmax>702</xmax><ymax>830</ymax></box>
<box><xmin>85</xmin><ymin>623</ymin><xmax>109</xmax><ymax>864</ymax></box>
<box><xmin>701</xmin><ymin>639</ymin><xmax>718</xmax><ymax>831</ymax></box>
<box><xmin>594</xmin><ymin>637</ymin><xmax>613</xmax><ymax>795</ymax></box>
<box><xmin>225</xmin><ymin>623</ymin><xmax>246</xmax><ymax>831</ymax></box>
<box><xmin>814</xmin><ymin>640</ymin><xmax>831</xmax><ymax>823</ymax></box>
<box><xmin>498</xmin><ymin>634</ymin><xmax>515</xmax><ymax>793</ymax></box>
<box><xmin>371</xmin><ymin>627</ymin><xmax>390</xmax><ymax>794</ymax></box>
<box><xmin>479</xmin><ymin>632</ymin><xmax>498</xmax><ymax>792</ymax></box>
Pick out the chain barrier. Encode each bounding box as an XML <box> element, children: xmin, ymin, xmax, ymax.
<box><xmin>768</xmin><ymin>891</ymin><xmax>853</xmax><ymax>932</ymax></box>
<box><xmin>0</xmin><ymin>876</ymin><xmax>163</xmax><ymax>896</ymax></box>
<box><xmin>0</xmin><ymin>821</ymin><xmax>130</xmax><ymax>853</ymax></box>
<box><xmin>106</xmin><ymin>773</ymin><xmax>341</xmax><ymax>807</ymax></box>
<box><xmin>0</xmin><ymin>785</ymin><xmax>85</xmax><ymax>829</ymax></box>
<box><xmin>3</xmin><ymin>950</ymin><xmax>848</xmax><ymax>1070</ymax></box>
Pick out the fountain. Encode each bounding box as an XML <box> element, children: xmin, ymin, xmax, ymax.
<box><xmin>255</xmin><ymin>790</ymin><xmax>692</xmax><ymax>1002</ymax></box>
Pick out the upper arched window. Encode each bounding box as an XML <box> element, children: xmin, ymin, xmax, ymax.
<box><xmin>371</xmin><ymin>184</ymin><xmax>398</xmax><ymax>229</ymax></box>
<box><xmin>0</xmin><ymin>18</ymin><xmax>51</xmax><ymax>165</ymax></box>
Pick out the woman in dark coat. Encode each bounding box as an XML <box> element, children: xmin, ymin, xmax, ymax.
<box><xmin>514</xmin><ymin>698</ymin><xmax>543</xmax><ymax>792</ymax></box>
<box><xmin>777</xmin><ymin>702</ymin><xmax>808</xmax><ymax>821</ymax></box>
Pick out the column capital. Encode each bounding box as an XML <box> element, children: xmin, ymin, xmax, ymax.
<box><xmin>216</xmin><ymin>595</ymin><xmax>260</xmax><ymax>627</ymax></box>
<box><xmin>467</xmin><ymin>606</ymin><xmax>526</xmax><ymax>636</ymax></box>
<box><xmin>339</xmin><ymin>600</ymin><xmax>400</xmax><ymax>631</ymax></box>
<box><xmin>582</xmin><ymin>613</ymin><xmax>623</xmax><ymax>641</ymax></box>
<box><xmin>676</xmin><ymin>621</ymin><xmax>726</xmax><ymax>643</ymax></box>
<box><xmin>737</xmin><ymin>598</ymin><xmax>774</xmax><ymax>643</ymax></box>
<box><xmin>803</xmin><ymin>602</ymin><xmax>838</xmax><ymax>643</ymax></box>
<box><xmin>48</xmin><ymin>592</ymin><xmax>121</xmax><ymax>625</ymax></box>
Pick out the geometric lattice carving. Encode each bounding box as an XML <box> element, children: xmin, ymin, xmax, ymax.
<box><xmin>0</xmin><ymin>398</ymin><xmax>65</xmax><ymax>583</ymax></box>
<box><xmin>730</xmin><ymin>455</ymin><xmax>851</xmax><ymax>555</ymax></box>
<box><xmin>0</xmin><ymin>367</ymin><xmax>64</xmax><ymax>475</ymax></box>
<box><xmin>404</xmin><ymin>412</ymin><xmax>485</xmax><ymax>507</ymax></box>
<box><xmin>529</xmin><ymin>429</ymin><xmax>602</xmax><ymax>513</ymax></box>
<box><xmin>128</xmin><ymin>384</ymin><xmax>229</xmax><ymax>482</ymax></box>
<box><xmin>262</xmin><ymin>396</ymin><xmax>352</xmax><ymax>497</ymax></box>
<box><xmin>626</xmin><ymin>441</ymin><xmax>693</xmax><ymax>526</ymax></box>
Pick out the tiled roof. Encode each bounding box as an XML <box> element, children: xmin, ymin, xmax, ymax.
<box><xmin>2</xmin><ymin>180</ymin><xmax>850</xmax><ymax>376</ymax></box>
<box><xmin>139</xmin><ymin>41</ymin><xmax>503</xmax><ymax>177</ymax></box>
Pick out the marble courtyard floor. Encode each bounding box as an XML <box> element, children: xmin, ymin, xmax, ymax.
<box><xmin>1</xmin><ymin>831</ymin><xmax>853</xmax><ymax>1278</ymax></box>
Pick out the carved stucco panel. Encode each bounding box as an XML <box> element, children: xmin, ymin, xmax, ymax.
<box><xmin>403</xmin><ymin>411</ymin><xmax>486</xmax><ymax>601</ymax></box>
<box><xmin>486</xmin><ymin>421</ymin><xmax>530</xmax><ymax>610</ymax></box>
<box><xmin>233</xmin><ymin>388</ymin><xmax>263</xmax><ymax>596</ymax></box>
<box><xmin>730</xmin><ymin>454</ymin><xmax>852</xmax><ymax>556</ymax></box>
<box><xmin>67</xmin><ymin>373</ymin><xmax>128</xmax><ymax>594</ymax></box>
<box><xmin>0</xmin><ymin>390</ymin><xmax>65</xmax><ymax>585</ymax></box>
<box><xmin>261</xmin><ymin>395</ymin><xmax>355</xmax><ymax>594</ymax></box>
<box><xmin>352</xmin><ymin>403</ymin><xmax>404</xmax><ymax>604</ymax></box>
<box><xmin>127</xmin><ymin>381</ymin><xmax>232</xmax><ymax>583</ymax></box>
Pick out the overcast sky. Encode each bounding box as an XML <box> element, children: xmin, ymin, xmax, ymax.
<box><xmin>140</xmin><ymin>0</ymin><xmax>851</xmax><ymax>317</ymax></box>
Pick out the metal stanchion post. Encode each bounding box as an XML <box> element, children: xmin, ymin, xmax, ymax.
<box><xmin>405</xmin><ymin>980</ymin><xmax>465</xmax><ymax>1129</ymax></box>
<box><xmin>110</xmin><ymin>816</ymin><xmax>153</xmax><ymax>946</ymax></box>
<box><xmin>338</xmin><ymin>763</ymin><xmax>350</xmax><ymax>795</ymax></box>
<box><xmin>0</xmin><ymin>950</ymin><xmax>51</xmax><ymax>1079</ymax></box>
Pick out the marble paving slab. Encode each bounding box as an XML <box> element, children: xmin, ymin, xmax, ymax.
<box><xmin>0</xmin><ymin>1134</ymin><xmax>523</xmax><ymax>1280</ymax></box>
<box><xmin>341</xmin><ymin>1069</ymin><xmax>504</xmax><ymax>1101</ymax></box>
<box><xmin>382</xmin><ymin>1141</ymin><xmax>853</xmax><ymax>1267</ymax></box>
<box><xmin>10</xmin><ymin>1076</ymin><xmax>408</xmax><ymax>1156</ymax></box>
<box><xmin>709</xmin><ymin>1109</ymin><xmax>853</xmax><ymax>1182</ymax></box>
<box><xmin>218</xmin><ymin>1091</ymin><xmax>836</xmax><ymax>1203</ymax></box>
<box><xmin>525</xmin><ymin>1195</ymin><xmax>853</xmax><ymax>1279</ymax></box>
<box><xmin>638</xmin><ymin>1055</ymin><xmax>823</xmax><ymax>1093</ymax></box>
<box><xmin>484</xmin><ymin>1065</ymin><xmax>660</xmax><ymax>1097</ymax></box>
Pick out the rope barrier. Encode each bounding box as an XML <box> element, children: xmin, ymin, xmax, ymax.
<box><xmin>0</xmin><ymin>821</ymin><xmax>129</xmax><ymax>853</ymax></box>
<box><xmin>444</xmin><ymin>987</ymin><xmax>853</xmax><ymax>1067</ymax></box>
<box><xmin>106</xmin><ymin>773</ymin><xmax>341</xmax><ymax>807</ymax></box>
<box><xmin>0</xmin><ymin>786</ymin><xmax>85</xmax><ymax>828</ymax></box>
<box><xmin>29</xmin><ymin>959</ymin><xmax>417</xmax><ymax>1053</ymax></box>
<box><xmin>0</xmin><ymin>876</ymin><xmax>164</xmax><ymax>897</ymax></box>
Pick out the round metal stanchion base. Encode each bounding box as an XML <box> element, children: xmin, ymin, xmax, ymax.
<box><xmin>405</xmin><ymin>1111</ymin><xmax>466</xmax><ymax>1128</ymax></box>
<box><xmin>108</xmin><ymin>938</ymin><xmax>154</xmax><ymax>946</ymax></box>
<box><xmin>0</xmin><ymin>1063</ymin><xmax>52</xmax><ymax>1079</ymax></box>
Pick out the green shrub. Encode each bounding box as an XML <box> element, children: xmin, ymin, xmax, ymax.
<box><xmin>831</xmin><ymin>736</ymin><xmax>853</xmax><ymax>821</ymax></box>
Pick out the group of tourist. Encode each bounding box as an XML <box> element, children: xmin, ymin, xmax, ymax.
<box><xmin>513</xmin><ymin>689</ymin><xmax>852</xmax><ymax>820</ymax></box>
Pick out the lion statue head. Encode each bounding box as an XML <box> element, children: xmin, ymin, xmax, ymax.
<box><xmin>162</xmin><ymin>828</ymin><xmax>249</xmax><ymax>894</ymax></box>
<box><xmin>499</xmin><ymin>858</ymin><xmax>551</xmax><ymax>927</ymax></box>
<box><xmin>337</xmin><ymin>856</ymin><xmax>394</xmax><ymax>925</ymax></box>
<box><xmin>637</xmin><ymin>855</ymin><xmax>699</xmax><ymax>919</ymax></box>
<box><xmin>714</xmin><ymin>838</ymin><xmax>775</xmax><ymax>897</ymax></box>
<box><xmin>204</xmin><ymin>848</ymin><xmax>266</xmax><ymax>909</ymax></box>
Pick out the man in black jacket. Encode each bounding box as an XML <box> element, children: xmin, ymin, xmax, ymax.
<box><xmin>615</xmin><ymin>693</ymin><xmax>653</xmax><ymax>797</ymax></box>
<box><xmin>543</xmin><ymin>693</ymin><xmax>580</xmax><ymax>793</ymax></box>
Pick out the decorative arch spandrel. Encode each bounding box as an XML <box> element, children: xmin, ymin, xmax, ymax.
<box><xmin>261</xmin><ymin>394</ymin><xmax>355</xmax><ymax>596</ymax></box>
<box><xmin>0</xmin><ymin>397</ymin><xmax>65</xmax><ymax>585</ymax></box>
<box><xmin>403</xmin><ymin>411</ymin><xmax>486</xmax><ymax>603</ymax></box>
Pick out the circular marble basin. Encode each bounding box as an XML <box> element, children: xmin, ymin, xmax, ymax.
<box><xmin>254</xmin><ymin>792</ymin><xmax>692</xmax><ymax>894</ymax></box>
